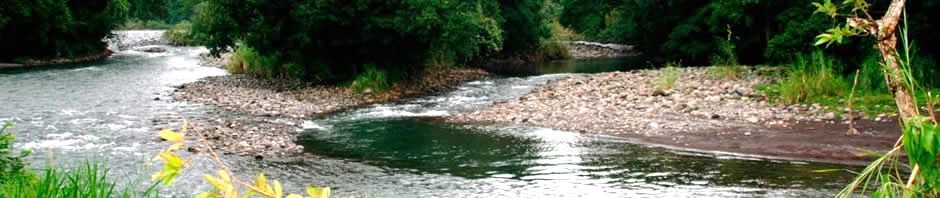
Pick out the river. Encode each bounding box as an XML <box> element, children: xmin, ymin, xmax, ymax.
<box><xmin>0</xmin><ymin>31</ymin><xmax>856</xmax><ymax>197</ymax></box>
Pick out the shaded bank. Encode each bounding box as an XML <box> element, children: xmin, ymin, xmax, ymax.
<box><xmin>0</xmin><ymin>49</ymin><xmax>113</xmax><ymax>70</ymax></box>
<box><xmin>172</xmin><ymin>68</ymin><xmax>489</xmax><ymax>156</ymax></box>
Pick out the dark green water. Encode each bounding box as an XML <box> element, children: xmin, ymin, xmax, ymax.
<box><xmin>1</xmin><ymin>31</ymin><xmax>858</xmax><ymax>197</ymax></box>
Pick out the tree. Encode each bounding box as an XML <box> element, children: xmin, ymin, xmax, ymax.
<box><xmin>815</xmin><ymin>0</ymin><xmax>940</xmax><ymax>196</ymax></box>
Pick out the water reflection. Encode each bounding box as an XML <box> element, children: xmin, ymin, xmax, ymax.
<box><xmin>298</xmin><ymin>118</ymin><xmax>856</xmax><ymax>195</ymax></box>
<box><xmin>298</xmin><ymin>118</ymin><xmax>544</xmax><ymax>179</ymax></box>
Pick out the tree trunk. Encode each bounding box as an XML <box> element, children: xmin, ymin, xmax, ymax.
<box><xmin>874</xmin><ymin>0</ymin><xmax>917</xmax><ymax>122</ymax></box>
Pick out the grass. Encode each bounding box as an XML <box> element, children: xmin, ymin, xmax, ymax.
<box><xmin>1</xmin><ymin>161</ymin><xmax>161</xmax><ymax>198</ymax></box>
<box><xmin>707</xmin><ymin>65</ymin><xmax>746</xmax><ymax>80</ymax></box>
<box><xmin>766</xmin><ymin>51</ymin><xmax>850</xmax><ymax>104</ymax></box>
<box><xmin>651</xmin><ymin>62</ymin><xmax>680</xmax><ymax>92</ymax></box>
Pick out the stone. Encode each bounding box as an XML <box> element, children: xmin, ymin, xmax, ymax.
<box><xmin>746</xmin><ymin>117</ymin><xmax>760</xmax><ymax>123</ymax></box>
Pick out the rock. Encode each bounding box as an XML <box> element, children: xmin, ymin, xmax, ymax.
<box><xmin>710</xmin><ymin>114</ymin><xmax>721</xmax><ymax>119</ymax></box>
<box><xmin>746</xmin><ymin>117</ymin><xmax>760</xmax><ymax>123</ymax></box>
<box><xmin>138</xmin><ymin>46</ymin><xmax>168</xmax><ymax>53</ymax></box>
<box><xmin>822</xmin><ymin>112</ymin><xmax>836</xmax><ymax>120</ymax></box>
<box><xmin>705</xmin><ymin>95</ymin><xmax>721</xmax><ymax>102</ymax></box>
<box><xmin>154</xmin><ymin>97</ymin><xmax>160</xmax><ymax>101</ymax></box>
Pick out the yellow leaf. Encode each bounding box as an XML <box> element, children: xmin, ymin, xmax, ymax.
<box><xmin>204</xmin><ymin>174</ymin><xmax>227</xmax><ymax>190</ymax></box>
<box><xmin>286</xmin><ymin>195</ymin><xmax>304</xmax><ymax>198</ymax></box>
<box><xmin>219</xmin><ymin>170</ymin><xmax>232</xmax><ymax>183</ymax></box>
<box><xmin>160</xmin><ymin>129</ymin><xmax>184</xmax><ymax>142</ymax></box>
<box><xmin>168</xmin><ymin>142</ymin><xmax>184</xmax><ymax>151</ymax></box>
<box><xmin>159</xmin><ymin>152</ymin><xmax>184</xmax><ymax>168</ymax></box>
<box><xmin>307</xmin><ymin>186</ymin><xmax>331</xmax><ymax>198</ymax></box>
<box><xmin>195</xmin><ymin>192</ymin><xmax>215</xmax><ymax>198</ymax></box>
<box><xmin>273</xmin><ymin>180</ymin><xmax>284</xmax><ymax>198</ymax></box>
<box><xmin>181</xmin><ymin>120</ymin><xmax>189</xmax><ymax>133</ymax></box>
<box><xmin>253</xmin><ymin>172</ymin><xmax>274</xmax><ymax>196</ymax></box>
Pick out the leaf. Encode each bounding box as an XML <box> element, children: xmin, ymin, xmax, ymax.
<box><xmin>286</xmin><ymin>195</ymin><xmax>304</xmax><ymax>198</ymax></box>
<box><xmin>196</xmin><ymin>192</ymin><xmax>215</xmax><ymax>198</ymax></box>
<box><xmin>274</xmin><ymin>180</ymin><xmax>284</xmax><ymax>198</ymax></box>
<box><xmin>923</xmin><ymin>124</ymin><xmax>937</xmax><ymax>155</ymax></box>
<box><xmin>160</xmin><ymin>129</ymin><xmax>184</xmax><ymax>142</ymax></box>
<box><xmin>169</xmin><ymin>142</ymin><xmax>185</xmax><ymax>151</ymax></box>
<box><xmin>160</xmin><ymin>152</ymin><xmax>184</xmax><ymax>167</ymax></box>
<box><xmin>307</xmin><ymin>186</ymin><xmax>331</xmax><ymax>198</ymax></box>
<box><xmin>152</xmin><ymin>152</ymin><xmax>185</xmax><ymax>185</ymax></box>
<box><xmin>814</xmin><ymin>33</ymin><xmax>833</xmax><ymax>46</ymax></box>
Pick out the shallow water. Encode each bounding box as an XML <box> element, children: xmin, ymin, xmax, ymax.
<box><xmin>0</xmin><ymin>31</ymin><xmax>856</xmax><ymax>197</ymax></box>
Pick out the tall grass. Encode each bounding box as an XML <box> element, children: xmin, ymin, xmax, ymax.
<box><xmin>651</xmin><ymin>62</ymin><xmax>680</xmax><ymax>92</ymax></box>
<box><xmin>775</xmin><ymin>51</ymin><xmax>849</xmax><ymax>104</ymax></box>
<box><xmin>1</xmin><ymin>161</ymin><xmax>161</xmax><ymax>198</ymax></box>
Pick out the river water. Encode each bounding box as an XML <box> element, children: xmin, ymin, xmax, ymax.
<box><xmin>0</xmin><ymin>31</ymin><xmax>857</xmax><ymax>197</ymax></box>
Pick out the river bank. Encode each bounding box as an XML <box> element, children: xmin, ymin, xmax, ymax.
<box><xmin>0</xmin><ymin>49</ymin><xmax>114</xmax><ymax>69</ymax></box>
<box><xmin>171</xmin><ymin>67</ymin><xmax>488</xmax><ymax>157</ymax></box>
<box><xmin>448</xmin><ymin>67</ymin><xmax>899</xmax><ymax>165</ymax></box>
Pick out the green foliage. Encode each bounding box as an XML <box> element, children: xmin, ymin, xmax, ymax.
<box><xmin>351</xmin><ymin>64</ymin><xmax>389</xmax><ymax>94</ymax></box>
<box><xmin>227</xmin><ymin>45</ymin><xmax>281</xmax><ymax>79</ymax></box>
<box><xmin>194</xmin><ymin>0</ymin><xmax>556</xmax><ymax>82</ymax></box>
<box><xmin>163</xmin><ymin>21</ymin><xmax>198</xmax><ymax>45</ymax></box>
<box><xmin>770</xmin><ymin>51</ymin><xmax>849</xmax><ymax>104</ymax></box>
<box><xmin>902</xmin><ymin>116</ymin><xmax>940</xmax><ymax>194</ymax></box>
<box><xmin>1</xmin><ymin>122</ymin><xmax>30</xmax><ymax>183</ymax></box>
<box><xmin>1</xmin><ymin>161</ymin><xmax>161</xmax><ymax>198</ymax></box>
<box><xmin>120</xmin><ymin>19</ymin><xmax>173</xmax><ymax>30</ymax></box>
<box><xmin>557</xmin><ymin>0</ymin><xmax>938</xmax><ymax>67</ymax></box>
<box><xmin>0</xmin><ymin>0</ymin><xmax>128</xmax><ymax>62</ymax></box>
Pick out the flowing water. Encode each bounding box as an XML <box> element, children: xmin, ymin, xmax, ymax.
<box><xmin>0</xmin><ymin>31</ymin><xmax>857</xmax><ymax>197</ymax></box>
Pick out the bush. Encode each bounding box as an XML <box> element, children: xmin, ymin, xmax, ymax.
<box><xmin>163</xmin><ymin>21</ymin><xmax>197</xmax><ymax>46</ymax></box>
<box><xmin>1</xmin><ymin>122</ymin><xmax>29</xmax><ymax>183</ymax></box>
<box><xmin>227</xmin><ymin>46</ymin><xmax>279</xmax><ymax>78</ymax></box>
<box><xmin>350</xmin><ymin>64</ymin><xmax>389</xmax><ymax>94</ymax></box>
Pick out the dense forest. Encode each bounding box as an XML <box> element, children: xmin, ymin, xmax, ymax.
<box><xmin>0</xmin><ymin>0</ymin><xmax>126</xmax><ymax>62</ymax></box>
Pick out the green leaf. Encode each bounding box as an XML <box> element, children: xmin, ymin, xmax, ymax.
<box><xmin>923</xmin><ymin>124</ymin><xmax>937</xmax><ymax>155</ymax></box>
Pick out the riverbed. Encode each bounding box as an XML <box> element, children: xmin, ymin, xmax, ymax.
<box><xmin>0</xmin><ymin>31</ymin><xmax>858</xmax><ymax>197</ymax></box>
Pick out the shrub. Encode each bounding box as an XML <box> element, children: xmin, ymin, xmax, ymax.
<box><xmin>121</xmin><ymin>19</ymin><xmax>173</xmax><ymax>30</ymax></box>
<box><xmin>227</xmin><ymin>46</ymin><xmax>279</xmax><ymax>78</ymax></box>
<box><xmin>163</xmin><ymin>21</ymin><xmax>197</xmax><ymax>46</ymax></box>
<box><xmin>1</xmin><ymin>122</ymin><xmax>30</xmax><ymax>183</ymax></box>
<box><xmin>534</xmin><ymin>41</ymin><xmax>573</xmax><ymax>61</ymax></box>
<box><xmin>350</xmin><ymin>64</ymin><xmax>389</xmax><ymax>94</ymax></box>
<box><xmin>707</xmin><ymin>65</ymin><xmax>745</xmax><ymax>80</ymax></box>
